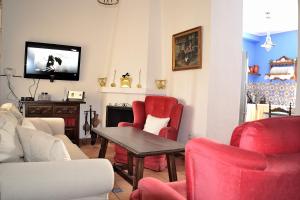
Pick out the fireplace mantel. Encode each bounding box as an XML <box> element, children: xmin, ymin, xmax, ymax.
<box><xmin>99</xmin><ymin>87</ymin><xmax>166</xmax><ymax>95</ymax></box>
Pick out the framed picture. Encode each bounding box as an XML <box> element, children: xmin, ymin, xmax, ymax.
<box><xmin>172</xmin><ymin>26</ymin><xmax>202</xmax><ymax>71</ymax></box>
<box><xmin>67</xmin><ymin>90</ymin><xmax>85</xmax><ymax>101</ymax></box>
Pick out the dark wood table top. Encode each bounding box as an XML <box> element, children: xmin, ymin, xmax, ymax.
<box><xmin>92</xmin><ymin>127</ymin><xmax>185</xmax><ymax>156</ymax></box>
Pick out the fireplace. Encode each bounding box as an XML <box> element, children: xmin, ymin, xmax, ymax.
<box><xmin>106</xmin><ymin>105</ymin><xmax>134</xmax><ymax>127</ymax></box>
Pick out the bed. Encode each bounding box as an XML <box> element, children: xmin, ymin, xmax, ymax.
<box><xmin>265</xmin><ymin>56</ymin><xmax>297</xmax><ymax>80</ymax></box>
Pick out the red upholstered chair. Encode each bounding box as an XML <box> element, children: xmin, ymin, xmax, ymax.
<box><xmin>130</xmin><ymin>116</ymin><xmax>300</xmax><ymax>200</ymax></box>
<box><xmin>114</xmin><ymin>96</ymin><xmax>183</xmax><ymax>171</ymax></box>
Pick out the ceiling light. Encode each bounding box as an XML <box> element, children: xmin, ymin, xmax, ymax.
<box><xmin>261</xmin><ymin>32</ymin><xmax>276</xmax><ymax>52</ymax></box>
<box><xmin>261</xmin><ymin>12</ymin><xmax>276</xmax><ymax>52</ymax></box>
<box><xmin>97</xmin><ymin>0</ymin><xmax>119</xmax><ymax>5</ymax></box>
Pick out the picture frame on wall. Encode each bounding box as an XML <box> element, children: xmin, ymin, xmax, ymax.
<box><xmin>172</xmin><ymin>26</ymin><xmax>202</xmax><ymax>71</ymax></box>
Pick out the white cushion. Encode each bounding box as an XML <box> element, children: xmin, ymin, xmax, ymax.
<box><xmin>0</xmin><ymin>110</ymin><xmax>18</xmax><ymax>126</ymax></box>
<box><xmin>26</xmin><ymin>118</ymin><xmax>53</xmax><ymax>135</ymax></box>
<box><xmin>16</xmin><ymin>126</ymin><xmax>71</xmax><ymax>162</ymax></box>
<box><xmin>0</xmin><ymin>115</ymin><xmax>24</xmax><ymax>162</ymax></box>
<box><xmin>1</xmin><ymin>103</ymin><xmax>23</xmax><ymax>122</ymax></box>
<box><xmin>143</xmin><ymin>114</ymin><xmax>170</xmax><ymax>135</ymax></box>
<box><xmin>21</xmin><ymin>118</ymin><xmax>36</xmax><ymax>130</ymax></box>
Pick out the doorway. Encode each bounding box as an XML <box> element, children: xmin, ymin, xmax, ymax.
<box><xmin>241</xmin><ymin>0</ymin><xmax>298</xmax><ymax>123</ymax></box>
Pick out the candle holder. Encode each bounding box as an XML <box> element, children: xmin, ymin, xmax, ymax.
<box><xmin>111</xmin><ymin>69</ymin><xmax>116</xmax><ymax>87</ymax></box>
<box><xmin>137</xmin><ymin>69</ymin><xmax>142</xmax><ymax>88</ymax></box>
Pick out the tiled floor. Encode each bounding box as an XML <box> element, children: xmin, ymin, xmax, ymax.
<box><xmin>80</xmin><ymin>142</ymin><xmax>186</xmax><ymax>200</ymax></box>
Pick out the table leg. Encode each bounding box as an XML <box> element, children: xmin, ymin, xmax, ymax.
<box><xmin>128</xmin><ymin>152</ymin><xmax>133</xmax><ymax>176</ymax></box>
<box><xmin>166</xmin><ymin>153</ymin><xmax>177</xmax><ymax>182</ymax></box>
<box><xmin>98</xmin><ymin>137</ymin><xmax>108</xmax><ymax>158</ymax></box>
<box><xmin>133</xmin><ymin>157</ymin><xmax>144</xmax><ymax>190</ymax></box>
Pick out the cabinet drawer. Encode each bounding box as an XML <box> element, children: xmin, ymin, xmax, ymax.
<box><xmin>27</xmin><ymin>105</ymin><xmax>53</xmax><ymax>116</ymax></box>
<box><xmin>54</xmin><ymin>106</ymin><xmax>78</xmax><ymax>115</ymax></box>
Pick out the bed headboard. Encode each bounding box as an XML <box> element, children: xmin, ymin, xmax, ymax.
<box><xmin>266</xmin><ymin>56</ymin><xmax>297</xmax><ymax>80</ymax></box>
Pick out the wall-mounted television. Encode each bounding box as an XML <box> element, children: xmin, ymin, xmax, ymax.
<box><xmin>24</xmin><ymin>41</ymin><xmax>81</xmax><ymax>81</ymax></box>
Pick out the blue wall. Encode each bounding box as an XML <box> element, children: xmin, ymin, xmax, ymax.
<box><xmin>243</xmin><ymin>31</ymin><xmax>298</xmax><ymax>83</ymax></box>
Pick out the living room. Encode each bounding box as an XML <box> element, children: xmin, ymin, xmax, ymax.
<box><xmin>1</xmin><ymin>0</ymin><xmax>300</xmax><ymax>199</ymax></box>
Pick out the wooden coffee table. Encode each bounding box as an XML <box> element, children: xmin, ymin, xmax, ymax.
<box><xmin>91</xmin><ymin>127</ymin><xmax>185</xmax><ymax>190</ymax></box>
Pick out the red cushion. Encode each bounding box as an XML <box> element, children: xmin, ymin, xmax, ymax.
<box><xmin>145</xmin><ymin>96</ymin><xmax>178</xmax><ymax>118</ymax></box>
<box><xmin>239</xmin><ymin>117</ymin><xmax>300</xmax><ymax>154</ymax></box>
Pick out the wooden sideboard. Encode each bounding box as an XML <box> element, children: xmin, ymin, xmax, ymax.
<box><xmin>22</xmin><ymin>101</ymin><xmax>85</xmax><ymax>146</ymax></box>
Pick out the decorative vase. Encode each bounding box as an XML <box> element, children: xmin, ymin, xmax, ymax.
<box><xmin>253</xmin><ymin>65</ymin><xmax>259</xmax><ymax>73</ymax></box>
<box><xmin>120</xmin><ymin>77</ymin><xmax>132</xmax><ymax>88</ymax></box>
<box><xmin>98</xmin><ymin>77</ymin><xmax>107</xmax><ymax>87</ymax></box>
<box><xmin>92</xmin><ymin>112</ymin><xmax>101</xmax><ymax>128</ymax></box>
<box><xmin>155</xmin><ymin>80</ymin><xmax>167</xmax><ymax>89</ymax></box>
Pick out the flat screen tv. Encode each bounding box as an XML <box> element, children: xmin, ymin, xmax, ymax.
<box><xmin>24</xmin><ymin>41</ymin><xmax>81</xmax><ymax>81</ymax></box>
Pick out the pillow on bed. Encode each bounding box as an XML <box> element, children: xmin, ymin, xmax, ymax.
<box><xmin>270</xmin><ymin>66</ymin><xmax>294</xmax><ymax>74</ymax></box>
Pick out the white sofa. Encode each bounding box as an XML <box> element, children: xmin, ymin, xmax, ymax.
<box><xmin>0</xmin><ymin>104</ymin><xmax>114</xmax><ymax>200</ymax></box>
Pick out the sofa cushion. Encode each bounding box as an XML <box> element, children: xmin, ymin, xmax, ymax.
<box><xmin>0</xmin><ymin>110</ymin><xmax>18</xmax><ymax>126</ymax></box>
<box><xmin>17</xmin><ymin>126</ymin><xmax>71</xmax><ymax>162</ymax></box>
<box><xmin>143</xmin><ymin>114</ymin><xmax>170</xmax><ymax>135</ymax></box>
<box><xmin>26</xmin><ymin>118</ymin><xmax>53</xmax><ymax>135</ymax></box>
<box><xmin>21</xmin><ymin>118</ymin><xmax>36</xmax><ymax>130</ymax></box>
<box><xmin>55</xmin><ymin>134</ymin><xmax>88</xmax><ymax>159</ymax></box>
<box><xmin>239</xmin><ymin>117</ymin><xmax>300</xmax><ymax>154</ymax></box>
<box><xmin>0</xmin><ymin>113</ymin><xmax>24</xmax><ymax>162</ymax></box>
<box><xmin>1</xmin><ymin>103</ymin><xmax>23</xmax><ymax>123</ymax></box>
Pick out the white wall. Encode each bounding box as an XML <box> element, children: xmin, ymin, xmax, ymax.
<box><xmin>161</xmin><ymin>0</ymin><xmax>211</xmax><ymax>143</ymax></box>
<box><xmin>206</xmin><ymin>0</ymin><xmax>243</xmax><ymax>143</ymax></box>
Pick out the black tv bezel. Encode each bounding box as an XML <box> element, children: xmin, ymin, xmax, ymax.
<box><xmin>24</xmin><ymin>41</ymin><xmax>81</xmax><ymax>81</ymax></box>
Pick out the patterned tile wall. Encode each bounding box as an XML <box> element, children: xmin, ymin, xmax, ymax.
<box><xmin>247</xmin><ymin>82</ymin><xmax>297</xmax><ymax>106</ymax></box>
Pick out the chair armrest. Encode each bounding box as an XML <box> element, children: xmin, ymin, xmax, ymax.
<box><xmin>159</xmin><ymin>127</ymin><xmax>178</xmax><ymax>141</ymax></box>
<box><xmin>0</xmin><ymin>159</ymin><xmax>114</xmax><ymax>200</ymax></box>
<box><xmin>130</xmin><ymin>177</ymin><xmax>186</xmax><ymax>200</ymax></box>
<box><xmin>132</xmin><ymin>101</ymin><xmax>146</xmax><ymax>125</ymax></box>
<box><xmin>25</xmin><ymin>117</ymin><xmax>65</xmax><ymax>135</ymax></box>
<box><xmin>118</xmin><ymin>122</ymin><xmax>144</xmax><ymax>129</ymax></box>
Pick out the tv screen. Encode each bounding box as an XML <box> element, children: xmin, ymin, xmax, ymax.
<box><xmin>24</xmin><ymin>41</ymin><xmax>81</xmax><ymax>81</ymax></box>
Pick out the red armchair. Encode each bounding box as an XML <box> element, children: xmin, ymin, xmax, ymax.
<box><xmin>131</xmin><ymin>116</ymin><xmax>300</xmax><ymax>200</ymax></box>
<box><xmin>115</xmin><ymin>96</ymin><xmax>183</xmax><ymax>171</ymax></box>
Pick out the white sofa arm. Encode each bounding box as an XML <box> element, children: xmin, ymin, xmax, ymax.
<box><xmin>25</xmin><ymin>117</ymin><xmax>65</xmax><ymax>135</ymax></box>
<box><xmin>0</xmin><ymin>159</ymin><xmax>114</xmax><ymax>200</ymax></box>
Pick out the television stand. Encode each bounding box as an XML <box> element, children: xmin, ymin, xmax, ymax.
<box><xmin>22</xmin><ymin>100</ymin><xmax>85</xmax><ymax>146</ymax></box>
